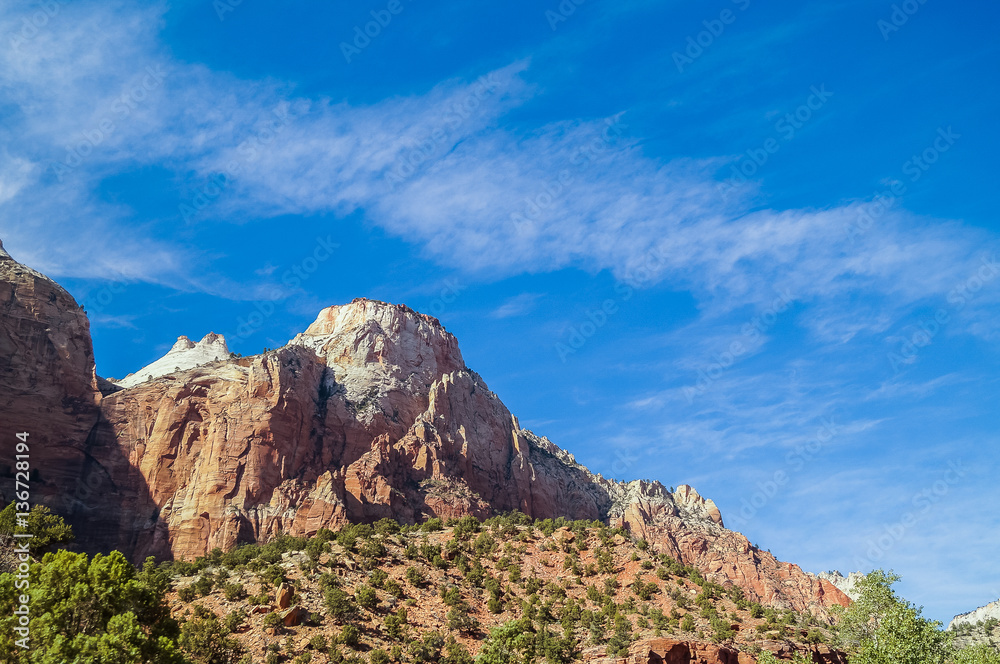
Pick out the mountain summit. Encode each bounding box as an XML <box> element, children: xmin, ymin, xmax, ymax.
<box><xmin>0</xmin><ymin>246</ymin><xmax>849</xmax><ymax>616</ymax></box>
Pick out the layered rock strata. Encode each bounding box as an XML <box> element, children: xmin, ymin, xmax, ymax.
<box><xmin>0</xmin><ymin>243</ymin><xmax>849</xmax><ymax>616</ymax></box>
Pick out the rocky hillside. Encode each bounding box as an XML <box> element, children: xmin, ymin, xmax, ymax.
<box><xmin>161</xmin><ymin>513</ymin><xmax>846</xmax><ymax>664</ymax></box>
<box><xmin>949</xmin><ymin>598</ymin><xmax>1000</xmax><ymax>650</ymax></box>
<box><xmin>0</xmin><ymin>241</ymin><xmax>849</xmax><ymax>617</ymax></box>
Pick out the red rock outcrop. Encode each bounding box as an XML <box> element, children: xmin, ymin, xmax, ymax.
<box><xmin>583</xmin><ymin>638</ymin><xmax>848</xmax><ymax>664</ymax></box>
<box><xmin>0</xmin><ymin>245</ymin><xmax>849</xmax><ymax>617</ymax></box>
<box><xmin>0</xmin><ymin>240</ymin><xmax>124</xmax><ymax>544</ymax></box>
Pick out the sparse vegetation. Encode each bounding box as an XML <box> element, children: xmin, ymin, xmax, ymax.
<box><xmin>10</xmin><ymin>512</ymin><xmax>986</xmax><ymax>664</ymax></box>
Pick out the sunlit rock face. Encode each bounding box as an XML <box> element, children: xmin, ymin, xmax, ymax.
<box><xmin>0</xmin><ymin>247</ymin><xmax>850</xmax><ymax>616</ymax></box>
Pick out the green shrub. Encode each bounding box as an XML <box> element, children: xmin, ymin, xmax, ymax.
<box><xmin>447</xmin><ymin>607</ymin><xmax>479</xmax><ymax>633</ymax></box>
<box><xmin>374</xmin><ymin>518</ymin><xmax>400</xmax><ymax>536</ymax></box>
<box><xmin>0</xmin><ymin>550</ymin><xmax>184</xmax><ymax>663</ymax></box>
<box><xmin>0</xmin><ymin>502</ymin><xmax>74</xmax><ymax>556</ymax></box>
<box><xmin>192</xmin><ymin>575</ymin><xmax>215</xmax><ymax>597</ymax></box>
<box><xmin>338</xmin><ymin>624</ymin><xmax>361</xmax><ymax>649</ymax></box>
<box><xmin>405</xmin><ymin>566</ymin><xmax>426</xmax><ymax>587</ymax></box>
<box><xmin>325</xmin><ymin>587</ymin><xmax>356</xmax><ymax>621</ymax></box>
<box><xmin>370</xmin><ymin>568</ymin><xmax>388</xmax><ymax>588</ymax></box>
<box><xmin>180</xmin><ymin>611</ymin><xmax>247</xmax><ymax>662</ymax></box>
<box><xmin>263</xmin><ymin>611</ymin><xmax>283</xmax><ymax>632</ymax></box>
<box><xmin>421</xmin><ymin>518</ymin><xmax>444</xmax><ymax>532</ymax></box>
<box><xmin>224</xmin><ymin>608</ymin><xmax>247</xmax><ymax>633</ymax></box>
<box><xmin>385</xmin><ymin>608</ymin><xmax>408</xmax><ymax>640</ymax></box>
<box><xmin>223</xmin><ymin>581</ymin><xmax>247</xmax><ymax>601</ymax></box>
<box><xmin>356</xmin><ymin>584</ymin><xmax>378</xmax><ymax>610</ymax></box>
<box><xmin>408</xmin><ymin>631</ymin><xmax>444</xmax><ymax>663</ymax></box>
<box><xmin>384</xmin><ymin>579</ymin><xmax>404</xmax><ymax>598</ymax></box>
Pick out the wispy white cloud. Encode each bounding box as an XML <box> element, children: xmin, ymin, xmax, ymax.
<box><xmin>490</xmin><ymin>292</ymin><xmax>545</xmax><ymax>319</ymax></box>
<box><xmin>2</xmin><ymin>1</ymin><xmax>997</xmax><ymax>339</ymax></box>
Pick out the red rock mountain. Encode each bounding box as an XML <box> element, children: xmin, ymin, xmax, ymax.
<box><xmin>0</xmin><ymin>242</ymin><xmax>849</xmax><ymax>616</ymax></box>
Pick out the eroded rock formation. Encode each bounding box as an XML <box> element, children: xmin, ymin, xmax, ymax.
<box><xmin>0</xmin><ymin>244</ymin><xmax>849</xmax><ymax>616</ymax></box>
<box><xmin>583</xmin><ymin>638</ymin><xmax>848</xmax><ymax>664</ymax></box>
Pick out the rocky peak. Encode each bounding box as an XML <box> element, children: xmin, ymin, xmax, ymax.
<box><xmin>115</xmin><ymin>332</ymin><xmax>230</xmax><ymax>388</ymax></box>
<box><xmin>0</xmin><ymin>254</ymin><xmax>852</xmax><ymax>617</ymax></box>
<box><xmin>672</xmin><ymin>484</ymin><xmax>725</xmax><ymax>526</ymax></box>
<box><xmin>288</xmin><ymin>297</ymin><xmax>465</xmax><ymax>409</ymax></box>
<box><xmin>815</xmin><ymin>570</ymin><xmax>864</xmax><ymax>600</ymax></box>
<box><xmin>949</xmin><ymin>597</ymin><xmax>1000</xmax><ymax>630</ymax></box>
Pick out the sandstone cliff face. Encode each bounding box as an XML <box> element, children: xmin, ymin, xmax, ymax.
<box><xmin>0</xmin><ymin>240</ymin><xmax>106</xmax><ymax>519</ymax></box>
<box><xmin>0</xmin><ymin>247</ymin><xmax>849</xmax><ymax>616</ymax></box>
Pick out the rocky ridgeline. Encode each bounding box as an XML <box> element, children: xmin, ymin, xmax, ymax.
<box><xmin>950</xmin><ymin>598</ymin><xmax>1000</xmax><ymax>630</ymax></box>
<box><xmin>814</xmin><ymin>572</ymin><xmax>863</xmax><ymax>601</ymax></box>
<box><xmin>0</xmin><ymin>240</ymin><xmax>849</xmax><ymax>617</ymax></box>
<box><xmin>114</xmin><ymin>332</ymin><xmax>230</xmax><ymax>387</ymax></box>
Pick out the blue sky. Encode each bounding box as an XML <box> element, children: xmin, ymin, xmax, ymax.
<box><xmin>2</xmin><ymin>0</ymin><xmax>998</xmax><ymax>622</ymax></box>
